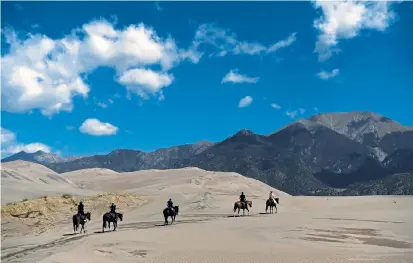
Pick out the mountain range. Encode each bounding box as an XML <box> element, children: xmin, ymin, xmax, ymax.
<box><xmin>2</xmin><ymin>111</ymin><xmax>413</xmax><ymax>196</ymax></box>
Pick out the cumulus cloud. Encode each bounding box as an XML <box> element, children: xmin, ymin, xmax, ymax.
<box><xmin>79</xmin><ymin>118</ymin><xmax>118</xmax><ymax>136</ymax></box>
<box><xmin>313</xmin><ymin>0</ymin><xmax>397</xmax><ymax>61</ymax></box>
<box><xmin>238</xmin><ymin>96</ymin><xmax>253</xmax><ymax>108</ymax></box>
<box><xmin>222</xmin><ymin>69</ymin><xmax>259</xmax><ymax>84</ymax></box>
<box><xmin>117</xmin><ymin>68</ymin><xmax>173</xmax><ymax>100</ymax></box>
<box><xmin>1</xmin><ymin>19</ymin><xmax>197</xmax><ymax>116</ymax></box>
<box><xmin>317</xmin><ymin>68</ymin><xmax>340</xmax><ymax>80</ymax></box>
<box><xmin>1</xmin><ymin>127</ymin><xmax>51</xmax><ymax>155</ymax></box>
<box><xmin>192</xmin><ymin>23</ymin><xmax>297</xmax><ymax>57</ymax></box>
<box><xmin>286</xmin><ymin>110</ymin><xmax>298</xmax><ymax>119</ymax></box>
<box><xmin>271</xmin><ymin>103</ymin><xmax>281</xmax><ymax>110</ymax></box>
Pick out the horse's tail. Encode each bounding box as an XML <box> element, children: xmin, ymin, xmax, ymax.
<box><xmin>233</xmin><ymin>202</ymin><xmax>238</xmax><ymax>212</ymax></box>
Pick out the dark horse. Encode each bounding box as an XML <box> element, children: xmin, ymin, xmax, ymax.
<box><xmin>233</xmin><ymin>200</ymin><xmax>252</xmax><ymax>216</ymax></box>
<box><xmin>265</xmin><ymin>198</ymin><xmax>279</xmax><ymax>214</ymax></box>
<box><xmin>72</xmin><ymin>212</ymin><xmax>91</xmax><ymax>234</ymax></box>
<box><xmin>163</xmin><ymin>206</ymin><xmax>179</xmax><ymax>225</ymax></box>
<box><xmin>102</xmin><ymin>212</ymin><xmax>123</xmax><ymax>232</ymax></box>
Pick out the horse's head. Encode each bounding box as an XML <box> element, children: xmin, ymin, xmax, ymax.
<box><xmin>85</xmin><ymin>212</ymin><xmax>91</xmax><ymax>221</ymax></box>
<box><xmin>248</xmin><ymin>201</ymin><xmax>252</xmax><ymax>208</ymax></box>
<box><xmin>118</xmin><ymin>213</ymin><xmax>123</xmax><ymax>221</ymax></box>
<box><xmin>174</xmin><ymin>206</ymin><xmax>179</xmax><ymax>215</ymax></box>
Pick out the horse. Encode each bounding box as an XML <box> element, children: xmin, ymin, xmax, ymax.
<box><xmin>102</xmin><ymin>212</ymin><xmax>123</xmax><ymax>232</ymax></box>
<box><xmin>72</xmin><ymin>212</ymin><xmax>91</xmax><ymax>234</ymax></box>
<box><xmin>233</xmin><ymin>200</ymin><xmax>252</xmax><ymax>216</ymax></box>
<box><xmin>265</xmin><ymin>198</ymin><xmax>278</xmax><ymax>214</ymax></box>
<box><xmin>163</xmin><ymin>206</ymin><xmax>179</xmax><ymax>225</ymax></box>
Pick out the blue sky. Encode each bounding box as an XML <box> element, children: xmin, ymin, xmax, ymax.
<box><xmin>1</xmin><ymin>1</ymin><xmax>412</xmax><ymax>157</ymax></box>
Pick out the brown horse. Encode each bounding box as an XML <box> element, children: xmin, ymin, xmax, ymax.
<box><xmin>233</xmin><ymin>200</ymin><xmax>252</xmax><ymax>216</ymax></box>
<box><xmin>72</xmin><ymin>212</ymin><xmax>91</xmax><ymax>234</ymax></box>
<box><xmin>265</xmin><ymin>198</ymin><xmax>278</xmax><ymax>214</ymax></box>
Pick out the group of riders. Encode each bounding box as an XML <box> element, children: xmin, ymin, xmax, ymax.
<box><xmin>238</xmin><ymin>190</ymin><xmax>278</xmax><ymax>206</ymax></box>
<box><xmin>76</xmin><ymin>200</ymin><xmax>117</xmax><ymax>219</ymax></box>
<box><xmin>75</xmin><ymin>191</ymin><xmax>278</xmax><ymax>220</ymax></box>
<box><xmin>76</xmin><ymin>198</ymin><xmax>177</xmax><ymax>219</ymax></box>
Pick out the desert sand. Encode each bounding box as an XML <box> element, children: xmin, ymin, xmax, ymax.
<box><xmin>1</xmin><ymin>161</ymin><xmax>413</xmax><ymax>263</ymax></box>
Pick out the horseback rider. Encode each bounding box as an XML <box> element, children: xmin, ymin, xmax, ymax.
<box><xmin>269</xmin><ymin>191</ymin><xmax>276</xmax><ymax>204</ymax></box>
<box><xmin>240</xmin><ymin>192</ymin><xmax>246</xmax><ymax>207</ymax></box>
<box><xmin>77</xmin><ymin>201</ymin><xmax>85</xmax><ymax>218</ymax></box>
<box><xmin>110</xmin><ymin>202</ymin><xmax>117</xmax><ymax>216</ymax></box>
<box><xmin>167</xmin><ymin>198</ymin><xmax>174</xmax><ymax>213</ymax></box>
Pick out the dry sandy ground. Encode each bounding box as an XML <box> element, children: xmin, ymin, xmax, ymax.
<box><xmin>1</xmin><ymin>161</ymin><xmax>413</xmax><ymax>263</ymax></box>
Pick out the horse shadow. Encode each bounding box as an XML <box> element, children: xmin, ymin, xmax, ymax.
<box><xmin>62</xmin><ymin>233</ymin><xmax>78</xmax><ymax>237</ymax></box>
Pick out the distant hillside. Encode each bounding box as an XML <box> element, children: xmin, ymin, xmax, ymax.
<box><xmin>1</xmin><ymin>151</ymin><xmax>82</xmax><ymax>164</ymax></box>
<box><xmin>2</xmin><ymin>111</ymin><xmax>413</xmax><ymax>196</ymax></box>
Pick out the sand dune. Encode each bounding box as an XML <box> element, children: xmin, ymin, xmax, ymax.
<box><xmin>1</xmin><ymin>162</ymin><xmax>413</xmax><ymax>263</ymax></box>
<box><xmin>1</xmin><ymin>161</ymin><xmax>95</xmax><ymax>204</ymax></box>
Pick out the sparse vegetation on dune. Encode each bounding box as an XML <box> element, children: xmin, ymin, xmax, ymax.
<box><xmin>1</xmin><ymin>193</ymin><xmax>146</xmax><ymax>237</ymax></box>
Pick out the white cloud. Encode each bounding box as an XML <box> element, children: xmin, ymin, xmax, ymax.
<box><xmin>286</xmin><ymin>110</ymin><xmax>298</xmax><ymax>119</ymax></box>
<box><xmin>1</xmin><ymin>127</ymin><xmax>51</xmax><ymax>155</ymax></box>
<box><xmin>267</xmin><ymin>33</ymin><xmax>297</xmax><ymax>53</ymax></box>
<box><xmin>317</xmin><ymin>68</ymin><xmax>340</xmax><ymax>80</ymax></box>
<box><xmin>108</xmin><ymin>98</ymin><xmax>114</xmax><ymax>104</ymax></box>
<box><xmin>1</xmin><ymin>127</ymin><xmax>16</xmax><ymax>144</ymax></box>
<box><xmin>271</xmin><ymin>103</ymin><xmax>281</xmax><ymax>110</ymax></box>
<box><xmin>1</xmin><ymin>19</ymin><xmax>198</xmax><ymax>116</ymax></box>
<box><xmin>238</xmin><ymin>96</ymin><xmax>253</xmax><ymax>108</ymax></box>
<box><xmin>299</xmin><ymin>108</ymin><xmax>306</xmax><ymax>115</ymax></box>
<box><xmin>79</xmin><ymin>118</ymin><xmax>118</xmax><ymax>136</ymax></box>
<box><xmin>222</xmin><ymin>69</ymin><xmax>259</xmax><ymax>84</ymax></box>
<box><xmin>313</xmin><ymin>0</ymin><xmax>396</xmax><ymax>61</ymax></box>
<box><xmin>96</xmin><ymin>102</ymin><xmax>108</xmax><ymax>108</ymax></box>
<box><xmin>192</xmin><ymin>24</ymin><xmax>296</xmax><ymax>57</ymax></box>
<box><xmin>117</xmin><ymin>68</ymin><xmax>173</xmax><ymax>100</ymax></box>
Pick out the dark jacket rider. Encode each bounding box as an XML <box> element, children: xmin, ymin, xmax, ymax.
<box><xmin>240</xmin><ymin>192</ymin><xmax>246</xmax><ymax>202</ymax></box>
<box><xmin>167</xmin><ymin>198</ymin><xmax>174</xmax><ymax>212</ymax></box>
<box><xmin>110</xmin><ymin>203</ymin><xmax>116</xmax><ymax>214</ymax></box>
<box><xmin>77</xmin><ymin>201</ymin><xmax>85</xmax><ymax>216</ymax></box>
<box><xmin>167</xmin><ymin>198</ymin><xmax>173</xmax><ymax>208</ymax></box>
